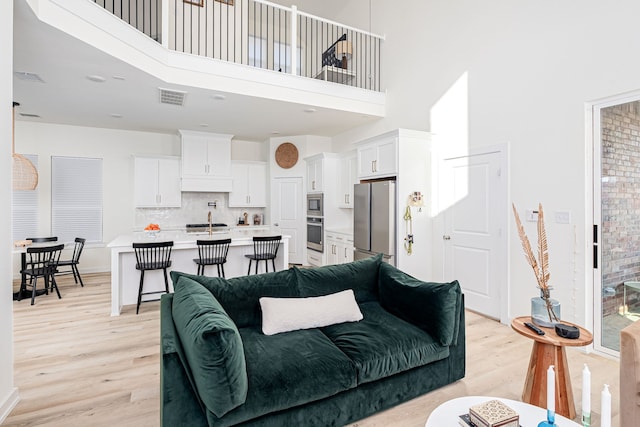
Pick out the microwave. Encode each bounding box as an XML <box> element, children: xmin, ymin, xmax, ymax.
<box><xmin>306</xmin><ymin>193</ymin><xmax>323</xmax><ymax>217</ymax></box>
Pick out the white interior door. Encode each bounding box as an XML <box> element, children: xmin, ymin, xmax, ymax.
<box><xmin>271</xmin><ymin>177</ymin><xmax>304</xmax><ymax>264</ymax></box>
<box><xmin>442</xmin><ymin>149</ymin><xmax>507</xmax><ymax>321</ymax></box>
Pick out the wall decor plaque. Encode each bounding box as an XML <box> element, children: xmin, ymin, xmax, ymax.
<box><xmin>275</xmin><ymin>142</ymin><xmax>299</xmax><ymax>169</ymax></box>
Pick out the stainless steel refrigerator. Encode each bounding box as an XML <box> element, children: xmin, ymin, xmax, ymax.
<box><xmin>353</xmin><ymin>181</ymin><xmax>396</xmax><ymax>265</ymax></box>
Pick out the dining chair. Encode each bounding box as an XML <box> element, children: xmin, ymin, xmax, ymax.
<box><xmin>245</xmin><ymin>235</ymin><xmax>281</xmax><ymax>275</ymax></box>
<box><xmin>194</xmin><ymin>238</ymin><xmax>231</xmax><ymax>277</ymax></box>
<box><xmin>26</xmin><ymin>236</ymin><xmax>58</xmax><ymax>243</ymax></box>
<box><xmin>133</xmin><ymin>241</ymin><xmax>173</xmax><ymax>314</ymax></box>
<box><xmin>18</xmin><ymin>243</ymin><xmax>64</xmax><ymax>305</ymax></box>
<box><xmin>56</xmin><ymin>237</ymin><xmax>86</xmax><ymax>287</ymax></box>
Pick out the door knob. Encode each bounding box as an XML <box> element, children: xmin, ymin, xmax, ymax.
<box><xmin>443</xmin><ymin>235</ymin><xmax>451</xmax><ymax>240</ymax></box>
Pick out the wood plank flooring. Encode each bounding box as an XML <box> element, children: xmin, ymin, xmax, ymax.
<box><xmin>5</xmin><ymin>273</ymin><xmax>621</xmax><ymax>426</ymax></box>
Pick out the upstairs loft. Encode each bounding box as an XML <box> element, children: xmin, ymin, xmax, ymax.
<box><xmin>14</xmin><ymin>0</ymin><xmax>386</xmax><ymax>139</ymax></box>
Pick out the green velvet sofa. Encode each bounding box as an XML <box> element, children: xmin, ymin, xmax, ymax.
<box><xmin>161</xmin><ymin>254</ymin><xmax>465</xmax><ymax>427</ymax></box>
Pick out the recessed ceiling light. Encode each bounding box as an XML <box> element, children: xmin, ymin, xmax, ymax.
<box><xmin>200</xmin><ymin>123</ymin><xmax>209</xmax><ymax>127</ymax></box>
<box><xmin>110</xmin><ymin>113</ymin><xmax>123</xmax><ymax>118</ymax></box>
<box><xmin>304</xmin><ymin>108</ymin><xmax>316</xmax><ymax>113</ymax></box>
<box><xmin>14</xmin><ymin>71</ymin><xmax>44</xmax><ymax>83</ymax></box>
<box><xmin>271</xmin><ymin>131</ymin><xmax>280</xmax><ymax>135</ymax></box>
<box><xmin>87</xmin><ymin>75</ymin><xmax>107</xmax><ymax>83</ymax></box>
<box><xmin>112</xmin><ymin>75</ymin><xmax>126</xmax><ymax>80</ymax></box>
<box><xmin>212</xmin><ymin>94</ymin><xmax>226</xmax><ymax>100</ymax></box>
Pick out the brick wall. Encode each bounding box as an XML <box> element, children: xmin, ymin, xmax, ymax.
<box><xmin>601</xmin><ymin>101</ymin><xmax>640</xmax><ymax>315</ymax></box>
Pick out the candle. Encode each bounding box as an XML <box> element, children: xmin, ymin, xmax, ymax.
<box><xmin>547</xmin><ymin>365</ymin><xmax>555</xmax><ymax>413</ymax></box>
<box><xmin>601</xmin><ymin>384</ymin><xmax>611</xmax><ymax>427</ymax></box>
<box><xmin>582</xmin><ymin>364</ymin><xmax>591</xmax><ymax>426</ymax></box>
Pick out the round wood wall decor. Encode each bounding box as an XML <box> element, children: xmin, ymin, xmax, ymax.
<box><xmin>275</xmin><ymin>142</ymin><xmax>299</xmax><ymax>169</ymax></box>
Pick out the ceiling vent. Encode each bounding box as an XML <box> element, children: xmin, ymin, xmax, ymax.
<box><xmin>14</xmin><ymin>71</ymin><xmax>45</xmax><ymax>83</ymax></box>
<box><xmin>159</xmin><ymin>88</ymin><xmax>186</xmax><ymax>106</ymax></box>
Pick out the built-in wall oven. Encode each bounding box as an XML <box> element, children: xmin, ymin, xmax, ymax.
<box><xmin>307</xmin><ymin>216</ymin><xmax>324</xmax><ymax>252</ymax></box>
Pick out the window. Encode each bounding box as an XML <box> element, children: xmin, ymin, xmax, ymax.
<box><xmin>12</xmin><ymin>154</ymin><xmax>38</xmax><ymax>241</ymax></box>
<box><xmin>248</xmin><ymin>36</ymin><xmax>267</xmax><ymax>68</ymax></box>
<box><xmin>51</xmin><ymin>156</ymin><xmax>103</xmax><ymax>243</ymax></box>
<box><xmin>273</xmin><ymin>42</ymin><xmax>302</xmax><ymax>74</ymax></box>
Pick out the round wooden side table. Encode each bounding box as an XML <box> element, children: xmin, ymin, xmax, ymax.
<box><xmin>511</xmin><ymin>316</ymin><xmax>593</xmax><ymax>420</ymax></box>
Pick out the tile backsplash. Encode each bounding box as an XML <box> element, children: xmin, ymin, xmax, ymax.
<box><xmin>134</xmin><ymin>192</ymin><xmax>266</xmax><ymax>230</ymax></box>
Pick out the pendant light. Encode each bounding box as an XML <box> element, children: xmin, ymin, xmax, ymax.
<box><xmin>12</xmin><ymin>102</ymin><xmax>38</xmax><ymax>190</ymax></box>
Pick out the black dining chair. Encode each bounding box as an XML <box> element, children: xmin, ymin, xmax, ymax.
<box><xmin>19</xmin><ymin>243</ymin><xmax>64</xmax><ymax>305</ymax></box>
<box><xmin>56</xmin><ymin>237</ymin><xmax>86</xmax><ymax>287</ymax></box>
<box><xmin>133</xmin><ymin>241</ymin><xmax>173</xmax><ymax>314</ymax></box>
<box><xmin>194</xmin><ymin>238</ymin><xmax>231</xmax><ymax>277</ymax></box>
<box><xmin>245</xmin><ymin>235</ymin><xmax>282</xmax><ymax>275</ymax></box>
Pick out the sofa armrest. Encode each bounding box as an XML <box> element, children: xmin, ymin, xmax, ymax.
<box><xmin>378</xmin><ymin>262</ymin><xmax>462</xmax><ymax>346</ymax></box>
<box><xmin>620</xmin><ymin>320</ymin><xmax>640</xmax><ymax>427</ymax></box>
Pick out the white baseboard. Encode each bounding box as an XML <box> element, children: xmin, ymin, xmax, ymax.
<box><xmin>0</xmin><ymin>388</ymin><xmax>19</xmax><ymax>424</ymax></box>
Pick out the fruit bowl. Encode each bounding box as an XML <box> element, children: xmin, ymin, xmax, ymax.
<box><xmin>144</xmin><ymin>223</ymin><xmax>161</xmax><ymax>238</ymax></box>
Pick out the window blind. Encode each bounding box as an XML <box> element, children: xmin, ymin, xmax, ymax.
<box><xmin>12</xmin><ymin>154</ymin><xmax>38</xmax><ymax>241</ymax></box>
<box><xmin>51</xmin><ymin>156</ymin><xmax>103</xmax><ymax>243</ymax></box>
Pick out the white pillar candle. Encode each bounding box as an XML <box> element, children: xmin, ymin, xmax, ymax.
<box><xmin>582</xmin><ymin>364</ymin><xmax>591</xmax><ymax>414</ymax></box>
<box><xmin>601</xmin><ymin>384</ymin><xmax>611</xmax><ymax>427</ymax></box>
<box><xmin>547</xmin><ymin>365</ymin><xmax>555</xmax><ymax>413</ymax></box>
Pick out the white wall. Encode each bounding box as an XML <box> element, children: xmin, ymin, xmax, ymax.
<box><xmin>326</xmin><ymin>0</ymin><xmax>640</xmax><ymax>328</ymax></box>
<box><xmin>1</xmin><ymin>0</ymin><xmax>18</xmax><ymax>422</ymax></box>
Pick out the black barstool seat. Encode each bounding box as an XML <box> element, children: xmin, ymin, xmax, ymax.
<box><xmin>133</xmin><ymin>241</ymin><xmax>173</xmax><ymax>314</ymax></box>
<box><xmin>193</xmin><ymin>238</ymin><xmax>231</xmax><ymax>277</ymax></box>
<box><xmin>245</xmin><ymin>235</ymin><xmax>281</xmax><ymax>275</ymax></box>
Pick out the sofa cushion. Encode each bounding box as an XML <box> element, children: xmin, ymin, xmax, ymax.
<box><xmin>260</xmin><ymin>289</ymin><xmax>363</xmax><ymax>335</ymax></box>
<box><xmin>321</xmin><ymin>301</ymin><xmax>450</xmax><ymax>385</ymax></box>
<box><xmin>377</xmin><ymin>262</ymin><xmax>461</xmax><ymax>346</ymax></box>
<box><xmin>209</xmin><ymin>327</ymin><xmax>357</xmax><ymax>425</ymax></box>
<box><xmin>294</xmin><ymin>253</ymin><xmax>382</xmax><ymax>302</ymax></box>
<box><xmin>172</xmin><ymin>276</ymin><xmax>248</xmax><ymax>418</ymax></box>
<box><xmin>170</xmin><ymin>269</ymin><xmax>298</xmax><ymax>328</ymax></box>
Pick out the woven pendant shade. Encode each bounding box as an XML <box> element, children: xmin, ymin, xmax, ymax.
<box><xmin>12</xmin><ymin>102</ymin><xmax>38</xmax><ymax>191</ymax></box>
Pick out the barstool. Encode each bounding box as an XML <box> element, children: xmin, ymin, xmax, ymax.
<box><xmin>133</xmin><ymin>241</ymin><xmax>173</xmax><ymax>314</ymax></box>
<box><xmin>193</xmin><ymin>238</ymin><xmax>231</xmax><ymax>277</ymax></box>
<box><xmin>245</xmin><ymin>235</ymin><xmax>281</xmax><ymax>275</ymax></box>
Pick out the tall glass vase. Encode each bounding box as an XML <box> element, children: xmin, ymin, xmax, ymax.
<box><xmin>531</xmin><ymin>290</ymin><xmax>561</xmax><ymax>328</ymax></box>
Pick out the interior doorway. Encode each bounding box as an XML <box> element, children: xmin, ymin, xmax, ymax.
<box><xmin>592</xmin><ymin>96</ymin><xmax>640</xmax><ymax>356</ymax></box>
<box><xmin>439</xmin><ymin>146</ymin><xmax>508</xmax><ymax>323</ymax></box>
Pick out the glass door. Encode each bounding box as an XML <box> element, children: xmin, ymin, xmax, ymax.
<box><xmin>595</xmin><ymin>100</ymin><xmax>640</xmax><ymax>355</ymax></box>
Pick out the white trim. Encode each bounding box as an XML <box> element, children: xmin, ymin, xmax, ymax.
<box><xmin>0</xmin><ymin>388</ymin><xmax>20</xmax><ymax>424</ymax></box>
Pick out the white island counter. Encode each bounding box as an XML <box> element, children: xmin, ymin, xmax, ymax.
<box><xmin>107</xmin><ymin>228</ymin><xmax>289</xmax><ymax>316</ymax></box>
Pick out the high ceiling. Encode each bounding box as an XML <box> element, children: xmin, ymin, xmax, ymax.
<box><xmin>12</xmin><ymin>0</ymin><xmax>378</xmax><ymax>141</ymax></box>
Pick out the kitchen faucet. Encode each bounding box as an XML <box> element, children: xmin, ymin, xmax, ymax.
<box><xmin>208</xmin><ymin>211</ymin><xmax>212</xmax><ymax>237</ymax></box>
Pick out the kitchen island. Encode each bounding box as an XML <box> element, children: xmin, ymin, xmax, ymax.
<box><xmin>107</xmin><ymin>228</ymin><xmax>289</xmax><ymax>316</ymax></box>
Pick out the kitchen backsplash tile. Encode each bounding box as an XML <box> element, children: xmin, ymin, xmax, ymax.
<box><xmin>134</xmin><ymin>192</ymin><xmax>265</xmax><ymax>230</ymax></box>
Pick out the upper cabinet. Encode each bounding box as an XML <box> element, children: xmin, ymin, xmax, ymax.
<box><xmin>306</xmin><ymin>156</ymin><xmax>324</xmax><ymax>193</ymax></box>
<box><xmin>229</xmin><ymin>161</ymin><xmax>267</xmax><ymax>207</ymax></box>
<box><xmin>179</xmin><ymin>130</ymin><xmax>233</xmax><ymax>192</ymax></box>
<box><xmin>356</xmin><ymin>135</ymin><xmax>397</xmax><ymax>179</ymax></box>
<box><xmin>337</xmin><ymin>151</ymin><xmax>357</xmax><ymax>208</ymax></box>
<box><xmin>134</xmin><ymin>156</ymin><xmax>181</xmax><ymax>208</ymax></box>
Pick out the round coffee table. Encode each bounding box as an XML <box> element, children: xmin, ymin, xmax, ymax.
<box><xmin>511</xmin><ymin>316</ymin><xmax>593</xmax><ymax>420</ymax></box>
<box><xmin>425</xmin><ymin>396</ymin><xmax>580</xmax><ymax>426</ymax></box>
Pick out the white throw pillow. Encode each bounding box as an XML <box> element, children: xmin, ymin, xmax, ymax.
<box><xmin>259</xmin><ymin>289</ymin><xmax>363</xmax><ymax>336</ymax></box>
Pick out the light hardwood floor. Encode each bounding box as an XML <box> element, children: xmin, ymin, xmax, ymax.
<box><xmin>5</xmin><ymin>273</ymin><xmax>621</xmax><ymax>427</ymax></box>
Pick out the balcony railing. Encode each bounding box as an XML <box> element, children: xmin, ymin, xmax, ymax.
<box><xmin>92</xmin><ymin>0</ymin><xmax>384</xmax><ymax>91</ymax></box>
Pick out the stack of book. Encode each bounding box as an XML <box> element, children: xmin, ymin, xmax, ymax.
<box><xmin>459</xmin><ymin>400</ymin><xmax>520</xmax><ymax>427</ymax></box>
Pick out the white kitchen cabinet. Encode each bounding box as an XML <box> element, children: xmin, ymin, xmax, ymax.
<box><xmin>229</xmin><ymin>161</ymin><xmax>267</xmax><ymax>207</ymax></box>
<box><xmin>356</xmin><ymin>135</ymin><xmax>397</xmax><ymax>179</ymax></box>
<box><xmin>306</xmin><ymin>157</ymin><xmax>324</xmax><ymax>193</ymax></box>
<box><xmin>337</xmin><ymin>152</ymin><xmax>357</xmax><ymax>208</ymax></box>
<box><xmin>134</xmin><ymin>156</ymin><xmax>181</xmax><ymax>208</ymax></box>
<box><xmin>179</xmin><ymin>130</ymin><xmax>233</xmax><ymax>192</ymax></box>
<box><xmin>325</xmin><ymin>230</ymin><xmax>354</xmax><ymax>265</ymax></box>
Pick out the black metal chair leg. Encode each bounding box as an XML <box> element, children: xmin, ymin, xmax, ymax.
<box><xmin>30</xmin><ymin>277</ymin><xmax>37</xmax><ymax>305</ymax></box>
<box><xmin>163</xmin><ymin>268</ymin><xmax>170</xmax><ymax>293</ymax></box>
<box><xmin>272</xmin><ymin>259</ymin><xmax>276</xmax><ymax>272</ymax></box>
<box><xmin>75</xmin><ymin>266</ymin><xmax>84</xmax><ymax>287</ymax></box>
<box><xmin>247</xmin><ymin>260</ymin><xmax>252</xmax><ymax>275</ymax></box>
<box><xmin>51</xmin><ymin>275</ymin><xmax>61</xmax><ymax>299</ymax></box>
<box><xmin>221</xmin><ymin>264</ymin><xmax>225</xmax><ymax>279</ymax></box>
<box><xmin>255</xmin><ymin>259</ymin><xmax>259</xmax><ymax>274</ymax></box>
<box><xmin>136</xmin><ymin>270</ymin><xmax>145</xmax><ymax>314</ymax></box>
